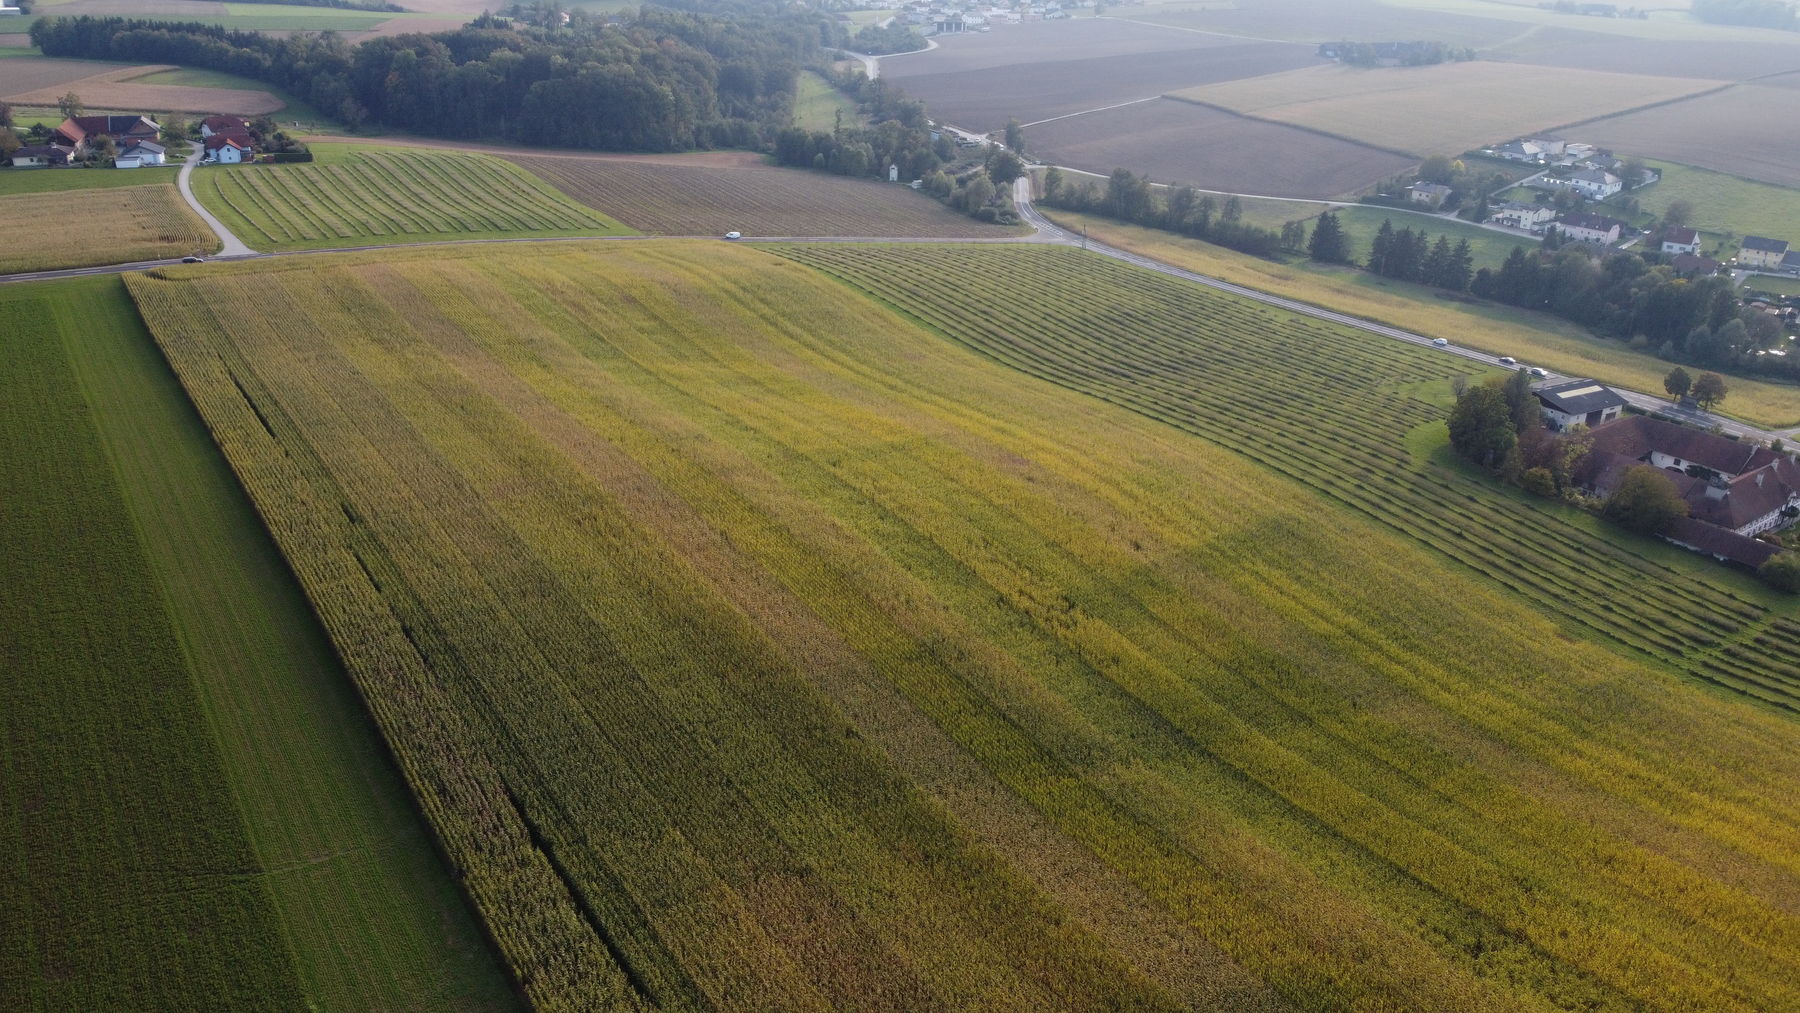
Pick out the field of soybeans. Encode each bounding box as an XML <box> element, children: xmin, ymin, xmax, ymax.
<box><xmin>124</xmin><ymin>239</ymin><xmax>1800</xmax><ymax>1011</ymax></box>
<box><xmin>190</xmin><ymin>144</ymin><xmax>627</xmax><ymax>251</ymax></box>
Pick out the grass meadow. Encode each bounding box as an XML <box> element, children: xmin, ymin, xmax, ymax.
<box><xmin>1618</xmin><ymin>160</ymin><xmax>1800</xmax><ymax>244</ymax></box>
<box><xmin>191</xmin><ymin>144</ymin><xmax>630</xmax><ymax>251</ymax></box>
<box><xmin>793</xmin><ymin>70</ymin><xmax>860</xmax><ymax>133</ymax></box>
<box><xmin>1042</xmin><ymin>208</ymin><xmax>1800</xmax><ymax>426</ymax></box>
<box><xmin>0</xmin><ymin>164</ymin><xmax>183</xmax><ymax>196</ymax></box>
<box><xmin>126</xmin><ymin>240</ymin><xmax>1800</xmax><ymax>1011</ymax></box>
<box><xmin>0</xmin><ymin>275</ymin><xmax>515</xmax><ymax>1010</ymax></box>
<box><xmin>0</xmin><ymin>185</ymin><xmax>213</xmax><ymax>272</ymax></box>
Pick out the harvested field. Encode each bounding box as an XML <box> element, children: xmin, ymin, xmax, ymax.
<box><xmin>191</xmin><ymin>145</ymin><xmax>627</xmax><ymax>250</ymax></box>
<box><xmin>1030</xmin><ymin>98</ymin><xmax>1414</xmax><ymax>198</ymax></box>
<box><xmin>882</xmin><ymin>20</ymin><xmax>1318</xmax><ymax>133</ymax></box>
<box><xmin>512</xmin><ymin>154</ymin><xmax>1016</xmax><ymax>237</ymax></box>
<box><xmin>0</xmin><ymin>57</ymin><xmax>133</xmax><ymax>97</ymax></box>
<box><xmin>0</xmin><ymin>185</ymin><xmax>212</xmax><ymax>273</ymax></box>
<box><xmin>128</xmin><ymin>239</ymin><xmax>1800</xmax><ymax>1011</ymax></box>
<box><xmin>1175</xmin><ymin>61</ymin><xmax>1722</xmax><ymax>156</ymax></box>
<box><xmin>1580</xmin><ymin>84</ymin><xmax>1800</xmax><ymax>188</ymax></box>
<box><xmin>1127</xmin><ymin>0</ymin><xmax>1531</xmax><ymax>47</ymax></box>
<box><xmin>4</xmin><ymin>63</ymin><xmax>283</xmax><ymax>115</ymax></box>
<box><xmin>1493</xmin><ymin>34</ymin><xmax>1800</xmax><ymax>80</ymax></box>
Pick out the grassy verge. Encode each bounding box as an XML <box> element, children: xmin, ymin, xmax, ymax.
<box><xmin>1041</xmin><ymin>208</ymin><xmax>1800</xmax><ymax>427</ymax></box>
<box><xmin>0</xmin><ymin>275</ymin><xmax>519</xmax><ymax>1010</ymax></box>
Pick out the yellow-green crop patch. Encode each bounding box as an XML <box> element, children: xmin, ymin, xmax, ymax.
<box><xmin>127</xmin><ymin>240</ymin><xmax>1800</xmax><ymax>1012</ymax></box>
<box><xmin>0</xmin><ymin>276</ymin><xmax>516</xmax><ymax>1011</ymax></box>
<box><xmin>191</xmin><ymin>144</ymin><xmax>631</xmax><ymax>251</ymax></box>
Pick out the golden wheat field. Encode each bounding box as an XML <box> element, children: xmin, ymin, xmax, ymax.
<box><xmin>0</xmin><ymin>185</ymin><xmax>214</xmax><ymax>274</ymax></box>
<box><xmin>124</xmin><ymin>241</ymin><xmax>1800</xmax><ymax>1012</ymax></box>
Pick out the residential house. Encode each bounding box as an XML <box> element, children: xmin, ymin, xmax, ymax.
<box><xmin>1664</xmin><ymin>517</ymin><xmax>1780</xmax><ymax>569</ymax></box>
<box><xmin>1670</xmin><ymin>253</ymin><xmax>1722</xmax><ymax>278</ymax></box>
<box><xmin>52</xmin><ymin>115</ymin><xmax>161</xmax><ymax>154</ymax></box>
<box><xmin>205</xmin><ymin>133</ymin><xmax>252</xmax><ymax>163</ymax></box>
<box><xmin>1739</xmin><ymin>235</ymin><xmax>1789</xmax><ymax>269</ymax></box>
<box><xmin>1543</xmin><ymin>166</ymin><xmax>1623</xmax><ymax>199</ymax></box>
<box><xmin>199</xmin><ymin>115</ymin><xmax>248</xmax><ymax>138</ymax></box>
<box><xmin>1488</xmin><ymin>200</ymin><xmax>1555</xmax><ymax>232</ymax></box>
<box><xmin>1406</xmin><ymin>181</ymin><xmax>1453</xmax><ymax>209</ymax></box>
<box><xmin>1572</xmin><ymin>414</ymin><xmax>1800</xmax><ymax>537</ymax></box>
<box><xmin>1552</xmin><ymin>211</ymin><xmax>1625</xmax><ymax>245</ymax></box>
<box><xmin>1659</xmin><ymin>226</ymin><xmax>1700</xmax><ymax>255</ymax></box>
<box><xmin>1533</xmin><ymin>378</ymin><xmax>1627</xmax><ymax>431</ymax></box>
<box><xmin>115</xmin><ymin>139</ymin><xmax>166</xmax><ymax>168</ymax></box>
<box><xmin>9</xmin><ymin>144</ymin><xmax>74</xmax><ymax>168</ymax></box>
<box><xmin>1495</xmin><ymin>139</ymin><xmax>1548</xmax><ymax>162</ymax></box>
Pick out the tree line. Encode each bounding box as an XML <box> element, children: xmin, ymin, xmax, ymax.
<box><xmin>31</xmin><ymin>8</ymin><xmax>842</xmax><ymax>151</ymax></box>
<box><xmin>1038</xmin><ymin>167</ymin><xmax>1290</xmax><ymax>258</ymax></box>
<box><xmin>1692</xmin><ymin>0</ymin><xmax>1797</xmax><ymax>29</ymax></box>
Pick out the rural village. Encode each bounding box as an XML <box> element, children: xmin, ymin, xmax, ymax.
<box><xmin>7</xmin><ymin>1</ymin><xmax>1800</xmax><ymax>1011</ymax></box>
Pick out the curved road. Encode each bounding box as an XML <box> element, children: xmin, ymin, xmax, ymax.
<box><xmin>178</xmin><ymin>141</ymin><xmax>257</xmax><ymax>258</ymax></box>
<box><xmin>1</xmin><ymin>169</ymin><xmax>1788</xmax><ymax>443</ymax></box>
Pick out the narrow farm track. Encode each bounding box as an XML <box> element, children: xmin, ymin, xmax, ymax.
<box><xmin>774</xmin><ymin>243</ymin><xmax>1800</xmax><ymax>714</ymax></box>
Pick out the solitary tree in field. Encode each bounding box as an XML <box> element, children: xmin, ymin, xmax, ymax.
<box><xmin>1308</xmin><ymin>211</ymin><xmax>1349</xmax><ymax>264</ymax></box>
<box><xmin>1603</xmin><ymin>465</ymin><xmax>1689</xmax><ymax>536</ymax></box>
<box><xmin>58</xmin><ymin>91</ymin><xmax>83</xmax><ymax>120</ymax></box>
<box><xmin>1663</xmin><ymin>199</ymin><xmax>1695</xmax><ymax>230</ymax></box>
<box><xmin>1663</xmin><ymin>366</ymin><xmax>1692</xmax><ymax>401</ymax></box>
<box><xmin>1004</xmin><ymin>118</ymin><xmax>1024</xmax><ymax>156</ymax></box>
<box><xmin>1693</xmin><ymin>371</ymin><xmax>1729</xmax><ymax>410</ymax></box>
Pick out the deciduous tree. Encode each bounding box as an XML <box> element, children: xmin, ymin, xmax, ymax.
<box><xmin>1448</xmin><ymin>385</ymin><xmax>1516</xmax><ymax>467</ymax></box>
<box><xmin>1693</xmin><ymin>371</ymin><xmax>1729</xmax><ymax>410</ymax></box>
<box><xmin>1602</xmin><ymin>465</ymin><xmax>1688</xmax><ymax>535</ymax></box>
<box><xmin>1663</xmin><ymin>366</ymin><xmax>1692</xmax><ymax>400</ymax></box>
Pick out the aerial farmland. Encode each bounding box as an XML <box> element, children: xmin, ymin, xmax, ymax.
<box><xmin>6</xmin><ymin>0</ymin><xmax>1800</xmax><ymax>1009</ymax></box>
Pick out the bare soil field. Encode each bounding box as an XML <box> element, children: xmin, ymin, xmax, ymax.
<box><xmin>1493</xmin><ymin>33</ymin><xmax>1800</xmax><ymax>80</ymax></box>
<box><xmin>36</xmin><ymin>0</ymin><xmax>227</xmax><ymax>13</ymax></box>
<box><xmin>1029</xmin><ymin>97</ymin><xmax>1414</xmax><ymax>198</ymax></box>
<box><xmin>1176</xmin><ymin>61</ymin><xmax>1722</xmax><ymax>156</ymax></box>
<box><xmin>881</xmin><ymin>20</ymin><xmax>1318</xmax><ymax>133</ymax></box>
<box><xmin>1579</xmin><ymin>84</ymin><xmax>1800</xmax><ymax>188</ymax></box>
<box><xmin>511</xmin><ymin>155</ymin><xmax>1019</xmax><ymax>237</ymax></box>
<box><xmin>0</xmin><ymin>57</ymin><xmax>133</xmax><ymax>97</ymax></box>
<box><xmin>1127</xmin><ymin>0</ymin><xmax>1530</xmax><ymax>47</ymax></box>
<box><xmin>6</xmin><ymin>64</ymin><xmax>282</xmax><ymax>114</ymax></box>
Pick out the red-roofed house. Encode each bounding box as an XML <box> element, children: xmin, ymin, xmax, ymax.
<box><xmin>52</xmin><ymin>115</ymin><xmax>161</xmax><ymax>154</ymax></box>
<box><xmin>1572</xmin><ymin>415</ymin><xmax>1800</xmax><ymax>537</ymax></box>
<box><xmin>199</xmin><ymin>115</ymin><xmax>248</xmax><ymax>139</ymax></box>
<box><xmin>204</xmin><ymin>133</ymin><xmax>253</xmax><ymax>164</ymax></box>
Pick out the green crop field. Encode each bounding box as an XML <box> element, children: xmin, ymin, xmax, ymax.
<box><xmin>0</xmin><ymin>165</ymin><xmax>182</xmax><ymax>196</ymax></box>
<box><xmin>126</xmin><ymin>240</ymin><xmax>1800</xmax><ymax>1011</ymax></box>
<box><xmin>190</xmin><ymin>144</ymin><xmax>630</xmax><ymax>251</ymax></box>
<box><xmin>0</xmin><ymin>276</ymin><xmax>516</xmax><ymax>1010</ymax></box>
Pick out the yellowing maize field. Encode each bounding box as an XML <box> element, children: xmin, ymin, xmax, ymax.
<box><xmin>126</xmin><ymin>241</ymin><xmax>1800</xmax><ymax>1011</ymax></box>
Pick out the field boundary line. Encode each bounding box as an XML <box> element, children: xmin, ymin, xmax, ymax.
<box><xmin>1539</xmin><ymin>79</ymin><xmax>1738</xmax><ymax>138</ymax></box>
<box><xmin>1018</xmin><ymin>95</ymin><xmax>1165</xmax><ymax>129</ymax></box>
<box><xmin>1159</xmin><ymin>93</ymin><xmax>1423</xmax><ymax>160</ymax></box>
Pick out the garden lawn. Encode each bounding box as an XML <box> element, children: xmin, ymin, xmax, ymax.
<box><xmin>0</xmin><ymin>275</ymin><xmax>515</xmax><ymax>1011</ymax></box>
<box><xmin>1042</xmin><ymin>208</ymin><xmax>1800</xmax><ymax>427</ymax></box>
<box><xmin>126</xmin><ymin>239</ymin><xmax>1800</xmax><ymax>1012</ymax></box>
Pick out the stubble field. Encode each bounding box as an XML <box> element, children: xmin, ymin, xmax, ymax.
<box><xmin>1579</xmin><ymin>85</ymin><xmax>1800</xmax><ymax>189</ymax></box>
<box><xmin>0</xmin><ymin>185</ymin><xmax>213</xmax><ymax>273</ymax></box>
<box><xmin>125</xmin><ymin>239</ymin><xmax>1800</xmax><ymax>1012</ymax></box>
<box><xmin>1030</xmin><ymin>98</ymin><xmax>1415</xmax><ymax>197</ymax></box>
<box><xmin>1174</xmin><ymin>61</ymin><xmax>1723</xmax><ymax>157</ymax></box>
<box><xmin>511</xmin><ymin>154</ymin><xmax>1015</xmax><ymax>237</ymax></box>
<box><xmin>881</xmin><ymin>21</ymin><xmax>1320</xmax><ymax>133</ymax></box>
